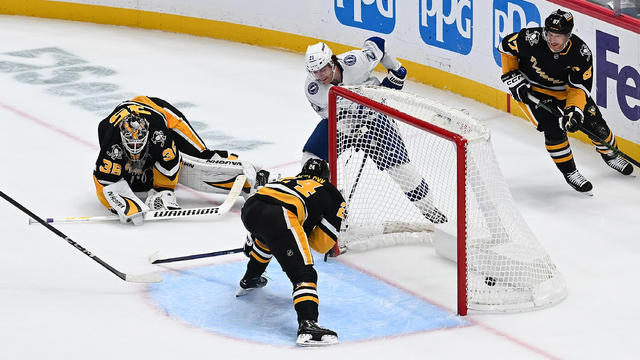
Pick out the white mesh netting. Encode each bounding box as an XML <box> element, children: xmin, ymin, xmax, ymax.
<box><xmin>332</xmin><ymin>86</ymin><xmax>567</xmax><ymax>313</ymax></box>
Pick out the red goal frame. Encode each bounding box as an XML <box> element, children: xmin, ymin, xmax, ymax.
<box><xmin>328</xmin><ymin>86</ymin><xmax>472</xmax><ymax>315</ymax></box>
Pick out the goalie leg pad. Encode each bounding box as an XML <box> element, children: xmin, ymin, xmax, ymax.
<box><xmin>178</xmin><ymin>153</ymin><xmax>257</xmax><ymax>194</ymax></box>
<box><xmin>103</xmin><ymin>179</ymin><xmax>149</xmax><ymax>225</ymax></box>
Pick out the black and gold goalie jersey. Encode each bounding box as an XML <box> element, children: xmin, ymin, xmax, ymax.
<box><xmin>93</xmin><ymin>97</ymin><xmax>190</xmax><ymax>208</ymax></box>
<box><xmin>499</xmin><ymin>27</ymin><xmax>594</xmax><ymax>111</ymax></box>
<box><xmin>251</xmin><ymin>174</ymin><xmax>346</xmax><ymax>254</ymax></box>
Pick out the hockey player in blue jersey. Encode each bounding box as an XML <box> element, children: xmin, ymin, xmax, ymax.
<box><xmin>302</xmin><ymin>37</ymin><xmax>446</xmax><ymax>223</ymax></box>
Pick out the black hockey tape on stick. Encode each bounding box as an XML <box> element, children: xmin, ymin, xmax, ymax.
<box><xmin>526</xmin><ymin>93</ymin><xmax>640</xmax><ymax>168</ymax></box>
<box><xmin>0</xmin><ymin>190</ymin><xmax>161</xmax><ymax>283</ymax></box>
<box><xmin>149</xmin><ymin>247</ymin><xmax>243</xmax><ymax>264</ymax></box>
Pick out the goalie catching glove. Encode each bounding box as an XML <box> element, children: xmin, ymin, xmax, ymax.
<box><xmin>103</xmin><ymin>179</ymin><xmax>149</xmax><ymax>225</ymax></box>
<box><xmin>560</xmin><ymin>106</ymin><xmax>583</xmax><ymax>133</ymax></box>
<box><xmin>145</xmin><ymin>189</ymin><xmax>180</xmax><ymax>210</ymax></box>
<box><xmin>501</xmin><ymin>70</ymin><xmax>530</xmax><ymax>104</ymax></box>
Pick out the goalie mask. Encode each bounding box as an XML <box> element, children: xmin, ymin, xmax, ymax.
<box><xmin>119</xmin><ymin>114</ymin><xmax>149</xmax><ymax>160</ymax></box>
<box><xmin>300</xmin><ymin>158</ymin><xmax>330</xmax><ymax>180</ymax></box>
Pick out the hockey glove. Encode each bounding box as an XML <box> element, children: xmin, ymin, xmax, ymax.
<box><xmin>103</xmin><ymin>179</ymin><xmax>149</xmax><ymax>225</ymax></box>
<box><xmin>381</xmin><ymin>66</ymin><xmax>406</xmax><ymax>90</ymax></box>
<box><xmin>501</xmin><ymin>70</ymin><xmax>530</xmax><ymax>104</ymax></box>
<box><xmin>561</xmin><ymin>106</ymin><xmax>584</xmax><ymax>133</ymax></box>
<box><xmin>145</xmin><ymin>189</ymin><xmax>180</xmax><ymax>210</ymax></box>
<box><xmin>243</xmin><ymin>234</ymin><xmax>255</xmax><ymax>258</ymax></box>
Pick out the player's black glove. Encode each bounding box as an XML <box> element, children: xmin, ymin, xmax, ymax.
<box><xmin>561</xmin><ymin>106</ymin><xmax>584</xmax><ymax>133</ymax></box>
<box><xmin>381</xmin><ymin>66</ymin><xmax>407</xmax><ymax>90</ymax></box>
<box><xmin>243</xmin><ymin>234</ymin><xmax>254</xmax><ymax>258</ymax></box>
<box><xmin>501</xmin><ymin>70</ymin><xmax>530</xmax><ymax>104</ymax></box>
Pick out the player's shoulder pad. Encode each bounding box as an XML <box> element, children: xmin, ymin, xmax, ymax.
<box><xmin>571</xmin><ymin>36</ymin><xmax>593</xmax><ymax>63</ymax></box>
<box><xmin>339</xmin><ymin>49</ymin><xmax>366</xmax><ymax>68</ymax></box>
<box><xmin>499</xmin><ymin>31</ymin><xmax>520</xmax><ymax>54</ymax></box>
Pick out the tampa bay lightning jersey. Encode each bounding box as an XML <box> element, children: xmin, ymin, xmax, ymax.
<box><xmin>304</xmin><ymin>42</ymin><xmax>386</xmax><ymax>119</ymax></box>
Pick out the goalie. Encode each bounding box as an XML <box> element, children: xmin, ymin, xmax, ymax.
<box><xmin>92</xmin><ymin>95</ymin><xmax>267</xmax><ymax>225</ymax></box>
<box><xmin>303</xmin><ymin>38</ymin><xmax>446</xmax><ymax>223</ymax></box>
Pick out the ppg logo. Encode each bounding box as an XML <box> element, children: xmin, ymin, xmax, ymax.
<box><xmin>335</xmin><ymin>0</ymin><xmax>395</xmax><ymax>34</ymax></box>
<box><xmin>493</xmin><ymin>0</ymin><xmax>540</xmax><ymax>66</ymax></box>
<box><xmin>419</xmin><ymin>0</ymin><xmax>473</xmax><ymax>55</ymax></box>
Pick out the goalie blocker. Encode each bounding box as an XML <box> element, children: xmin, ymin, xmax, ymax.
<box><xmin>178</xmin><ymin>153</ymin><xmax>270</xmax><ymax>197</ymax></box>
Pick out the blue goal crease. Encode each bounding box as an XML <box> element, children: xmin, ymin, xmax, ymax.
<box><xmin>148</xmin><ymin>259</ymin><xmax>468</xmax><ymax>346</ymax></box>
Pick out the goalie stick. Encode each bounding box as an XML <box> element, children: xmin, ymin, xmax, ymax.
<box><xmin>149</xmin><ymin>247</ymin><xmax>243</xmax><ymax>264</ymax></box>
<box><xmin>0</xmin><ymin>190</ymin><xmax>162</xmax><ymax>283</ymax></box>
<box><xmin>29</xmin><ymin>175</ymin><xmax>247</xmax><ymax>225</ymax></box>
<box><xmin>526</xmin><ymin>93</ymin><xmax>640</xmax><ymax>168</ymax></box>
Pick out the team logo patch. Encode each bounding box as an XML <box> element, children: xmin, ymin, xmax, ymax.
<box><xmin>525</xmin><ymin>30</ymin><xmax>540</xmax><ymax>46</ymax></box>
<box><xmin>307</xmin><ymin>82</ymin><xmax>319</xmax><ymax>95</ymax></box>
<box><xmin>107</xmin><ymin>144</ymin><xmax>123</xmax><ymax>160</ymax></box>
<box><xmin>580</xmin><ymin>44</ymin><xmax>592</xmax><ymax>61</ymax></box>
<box><xmin>344</xmin><ymin>54</ymin><xmax>357</xmax><ymax>66</ymax></box>
<box><xmin>151</xmin><ymin>130</ymin><xmax>166</xmax><ymax>146</ymax></box>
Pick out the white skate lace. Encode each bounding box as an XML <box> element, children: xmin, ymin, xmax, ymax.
<box><xmin>566</xmin><ymin>170</ymin><xmax>588</xmax><ymax>186</ymax></box>
<box><xmin>605</xmin><ymin>156</ymin><xmax>629</xmax><ymax>172</ymax></box>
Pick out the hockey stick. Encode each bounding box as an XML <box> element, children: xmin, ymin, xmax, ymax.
<box><xmin>149</xmin><ymin>247</ymin><xmax>243</xmax><ymax>264</ymax></box>
<box><xmin>347</xmin><ymin>150</ymin><xmax>368</xmax><ymax>204</ymax></box>
<box><xmin>29</xmin><ymin>175</ymin><xmax>246</xmax><ymax>225</ymax></box>
<box><xmin>526</xmin><ymin>93</ymin><xmax>640</xmax><ymax>168</ymax></box>
<box><xmin>0</xmin><ymin>190</ymin><xmax>162</xmax><ymax>283</ymax></box>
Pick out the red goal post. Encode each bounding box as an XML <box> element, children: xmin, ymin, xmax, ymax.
<box><xmin>328</xmin><ymin>85</ymin><xmax>567</xmax><ymax>315</ymax></box>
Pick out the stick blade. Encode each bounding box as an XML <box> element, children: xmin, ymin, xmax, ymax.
<box><xmin>125</xmin><ymin>272</ymin><xmax>163</xmax><ymax>283</ymax></box>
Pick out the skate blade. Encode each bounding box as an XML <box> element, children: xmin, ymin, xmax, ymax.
<box><xmin>235</xmin><ymin>288</ymin><xmax>252</xmax><ymax>297</ymax></box>
<box><xmin>296</xmin><ymin>334</ymin><xmax>339</xmax><ymax>347</ymax></box>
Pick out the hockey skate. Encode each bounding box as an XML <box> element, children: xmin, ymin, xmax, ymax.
<box><xmin>421</xmin><ymin>205</ymin><xmax>448</xmax><ymax>224</ymax></box>
<box><xmin>296</xmin><ymin>320</ymin><xmax>338</xmax><ymax>346</ymax></box>
<box><xmin>235</xmin><ymin>276</ymin><xmax>267</xmax><ymax>297</ymax></box>
<box><xmin>603</xmin><ymin>155</ymin><xmax>633</xmax><ymax>176</ymax></box>
<box><xmin>563</xmin><ymin>170</ymin><xmax>593</xmax><ymax>194</ymax></box>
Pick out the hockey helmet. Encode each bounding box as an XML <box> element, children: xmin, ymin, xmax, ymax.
<box><xmin>305</xmin><ymin>42</ymin><xmax>334</xmax><ymax>73</ymax></box>
<box><xmin>544</xmin><ymin>9</ymin><xmax>574</xmax><ymax>36</ymax></box>
<box><xmin>119</xmin><ymin>114</ymin><xmax>149</xmax><ymax>158</ymax></box>
<box><xmin>300</xmin><ymin>158</ymin><xmax>330</xmax><ymax>180</ymax></box>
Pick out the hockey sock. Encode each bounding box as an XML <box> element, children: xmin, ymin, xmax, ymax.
<box><xmin>545</xmin><ymin>136</ymin><xmax>576</xmax><ymax>174</ymax></box>
<box><xmin>293</xmin><ymin>282</ymin><xmax>319</xmax><ymax>323</ymax></box>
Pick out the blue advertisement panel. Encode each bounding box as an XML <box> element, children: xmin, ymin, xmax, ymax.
<box><xmin>335</xmin><ymin>0</ymin><xmax>396</xmax><ymax>34</ymax></box>
<box><xmin>492</xmin><ymin>0</ymin><xmax>541</xmax><ymax>66</ymax></box>
<box><xmin>419</xmin><ymin>0</ymin><xmax>473</xmax><ymax>55</ymax></box>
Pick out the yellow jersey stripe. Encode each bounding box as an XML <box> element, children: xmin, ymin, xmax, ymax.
<box><xmin>258</xmin><ymin>186</ymin><xmax>306</xmax><ymax>221</ymax></box>
<box><xmin>284</xmin><ymin>209</ymin><xmax>313</xmax><ymax>265</ymax></box>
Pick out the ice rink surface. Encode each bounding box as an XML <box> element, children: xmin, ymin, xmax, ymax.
<box><xmin>1</xmin><ymin>15</ymin><xmax>639</xmax><ymax>360</ymax></box>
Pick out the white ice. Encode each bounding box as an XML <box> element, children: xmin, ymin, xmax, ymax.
<box><xmin>0</xmin><ymin>15</ymin><xmax>639</xmax><ymax>360</ymax></box>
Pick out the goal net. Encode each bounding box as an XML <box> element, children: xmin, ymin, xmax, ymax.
<box><xmin>328</xmin><ymin>85</ymin><xmax>567</xmax><ymax>315</ymax></box>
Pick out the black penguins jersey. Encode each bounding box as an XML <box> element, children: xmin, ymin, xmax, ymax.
<box><xmin>93</xmin><ymin>97</ymin><xmax>182</xmax><ymax>208</ymax></box>
<box><xmin>499</xmin><ymin>27</ymin><xmax>594</xmax><ymax>110</ymax></box>
<box><xmin>251</xmin><ymin>174</ymin><xmax>346</xmax><ymax>253</ymax></box>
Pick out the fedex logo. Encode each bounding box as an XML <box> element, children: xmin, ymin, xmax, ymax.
<box><xmin>596</xmin><ymin>30</ymin><xmax>640</xmax><ymax>121</ymax></box>
<box><xmin>335</xmin><ymin>0</ymin><xmax>395</xmax><ymax>34</ymax></box>
<box><xmin>493</xmin><ymin>0</ymin><xmax>540</xmax><ymax>66</ymax></box>
<box><xmin>419</xmin><ymin>0</ymin><xmax>473</xmax><ymax>55</ymax></box>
